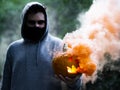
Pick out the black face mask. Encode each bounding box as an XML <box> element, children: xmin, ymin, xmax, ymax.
<box><xmin>22</xmin><ymin>26</ymin><xmax>46</xmax><ymax>42</ymax></box>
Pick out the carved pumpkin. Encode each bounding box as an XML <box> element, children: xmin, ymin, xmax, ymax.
<box><xmin>52</xmin><ymin>44</ymin><xmax>96</xmax><ymax>77</ymax></box>
<box><xmin>52</xmin><ymin>53</ymin><xmax>79</xmax><ymax>78</ymax></box>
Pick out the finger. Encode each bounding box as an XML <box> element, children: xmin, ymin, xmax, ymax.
<box><xmin>65</xmin><ymin>77</ymin><xmax>73</xmax><ymax>81</ymax></box>
<box><xmin>59</xmin><ymin>74</ymin><xmax>66</xmax><ymax>81</ymax></box>
<box><xmin>55</xmin><ymin>74</ymin><xmax>59</xmax><ymax>79</ymax></box>
<box><xmin>58</xmin><ymin>75</ymin><xmax>73</xmax><ymax>83</ymax></box>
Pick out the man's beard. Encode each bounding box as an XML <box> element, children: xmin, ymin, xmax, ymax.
<box><xmin>22</xmin><ymin>26</ymin><xmax>46</xmax><ymax>42</ymax></box>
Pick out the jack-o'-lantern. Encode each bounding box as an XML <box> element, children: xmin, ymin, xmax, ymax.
<box><xmin>52</xmin><ymin>44</ymin><xmax>96</xmax><ymax>78</ymax></box>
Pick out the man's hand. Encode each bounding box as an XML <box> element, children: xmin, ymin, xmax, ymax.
<box><xmin>55</xmin><ymin>74</ymin><xmax>81</xmax><ymax>85</ymax></box>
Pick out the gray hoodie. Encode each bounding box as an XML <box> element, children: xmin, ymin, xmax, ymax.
<box><xmin>1</xmin><ymin>2</ymin><xmax>81</xmax><ymax>90</ymax></box>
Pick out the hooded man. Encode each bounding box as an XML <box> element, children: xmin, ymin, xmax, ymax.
<box><xmin>1</xmin><ymin>2</ymin><xmax>81</xmax><ymax>90</ymax></box>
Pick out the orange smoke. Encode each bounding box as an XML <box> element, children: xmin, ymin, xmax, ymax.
<box><xmin>53</xmin><ymin>0</ymin><xmax>120</xmax><ymax>82</ymax></box>
<box><xmin>64</xmin><ymin>0</ymin><xmax>120</xmax><ymax>66</ymax></box>
<box><xmin>65</xmin><ymin>44</ymin><xmax>96</xmax><ymax>76</ymax></box>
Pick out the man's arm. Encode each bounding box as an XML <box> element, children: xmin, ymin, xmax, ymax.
<box><xmin>1</xmin><ymin>49</ymin><xmax>12</xmax><ymax>90</ymax></box>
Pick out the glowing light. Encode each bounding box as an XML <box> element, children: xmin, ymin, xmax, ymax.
<box><xmin>67</xmin><ymin>65</ymin><xmax>78</xmax><ymax>74</ymax></box>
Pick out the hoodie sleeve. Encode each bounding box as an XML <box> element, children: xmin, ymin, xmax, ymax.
<box><xmin>1</xmin><ymin>47</ymin><xmax>12</xmax><ymax>90</ymax></box>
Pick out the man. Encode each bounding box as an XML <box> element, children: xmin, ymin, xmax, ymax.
<box><xmin>1</xmin><ymin>2</ymin><xmax>81</xmax><ymax>90</ymax></box>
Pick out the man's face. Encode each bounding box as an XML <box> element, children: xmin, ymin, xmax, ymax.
<box><xmin>27</xmin><ymin>12</ymin><xmax>45</xmax><ymax>28</ymax></box>
<box><xmin>22</xmin><ymin>12</ymin><xmax>46</xmax><ymax>41</ymax></box>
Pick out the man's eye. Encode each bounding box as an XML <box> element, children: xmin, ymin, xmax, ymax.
<box><xmin>28</xmin><ymin>20</ymin><xmax>35</xmax><ymax>25</ymax></box>
<box><xmin>28</xmin><ymin>20</ymin><xmax>45</xmax><ymax>25</ymax></box>
<box><xmin>38</xmin><ymin>20</ymin><xmax>45</xmax><ymax>24</ymax></box>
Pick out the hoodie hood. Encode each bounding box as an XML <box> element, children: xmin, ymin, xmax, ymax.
<box><xmin>21</xmin><ymin>2</ymin><xmax>48</xmax><ymax>42</ymax></box>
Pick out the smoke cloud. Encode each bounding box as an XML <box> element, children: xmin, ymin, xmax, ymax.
<box><xmin>63</xmin><ymin>0</ymin><xmax>120</xmax><ymax>83</ymax></box>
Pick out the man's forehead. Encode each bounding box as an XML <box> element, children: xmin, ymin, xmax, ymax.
<box><xmin>27</xmin><ymin>12</ymin><xmax>45</xmax><ymax>20</ymax></box>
